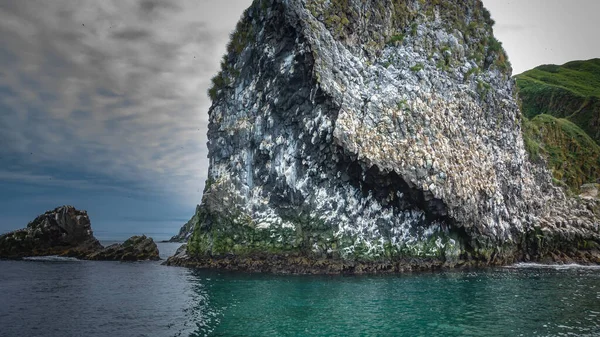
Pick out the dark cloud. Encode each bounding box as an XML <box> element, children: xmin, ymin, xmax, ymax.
<box><xmin>111</xmin><ymin>27</ymin><xmax>153</xmax><ymax>41</ymax></box>
<box><xmin>0</xmin><ymin>0</ymin><xmax>254</xmax><ymax>210</ymax></box>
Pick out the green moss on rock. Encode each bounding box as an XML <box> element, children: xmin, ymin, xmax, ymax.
<box><xmin>522</xmin><ymin>114</ymin><xmax>600</xmax><ymax>192</ymax></box>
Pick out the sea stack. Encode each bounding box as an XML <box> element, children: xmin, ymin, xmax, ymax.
<box><xmin>0</xmin><ymin>206</ymin><xmax>102</xmax><ymax>259</ymax></box>
<box><xmin>167</xmin><ymin>0</ymin><xmax>600</xmax><ymax>273</ymax></box>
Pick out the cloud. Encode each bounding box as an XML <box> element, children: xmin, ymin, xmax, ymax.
<box><xmin>0</xmin><ymin>0</ymin><xmax>253</xmax><ymax>205</ymax></box>
<box><xmin>0</xmin><ymin>170</ymin><xmax>154</xmax><ymax>196</ymax></box>
<box><xmin>138</xmin><ymin>0</ymin><xmax>181</xmax><ymax>14</ymax></box>
<box><xmin>111</xmin><ymin>27</ymin><xmax>153</xmax><ymax>41</ymax></box>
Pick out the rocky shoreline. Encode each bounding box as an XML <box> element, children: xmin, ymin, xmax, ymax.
<box><xmin>0</xmin><ymin>206</ymin><xmax>160</xmax><ymax>262</ymax></box>
<box><xmin>164</xmin><ymin>253</ymin><xmax>600</xmax><ymax>275</ymax></box>
<box><xmin>163</xmin><ymin>244</ymin><xmax>600</xmax><ymax>275</ymax></box>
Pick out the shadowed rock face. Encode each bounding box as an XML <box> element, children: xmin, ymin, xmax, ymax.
<box><xmin>0</xmin><ymin>206</ymin><xmax>160</xmax><ymax>261</ymax></box>
<box><xmin>171</xmin><ymin>0</ymin><xmax>600</xmax><ymax>273</ymax></box>
<box><xmin>0</xmin><ymin>206</ymin><xmax>102</xmax><ymax>259</ymax></box>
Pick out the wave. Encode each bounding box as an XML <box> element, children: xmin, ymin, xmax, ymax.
<box><xmin>507</xmin><ymin>262</ymin><xmax>600</xmax><ymax>270</ymax></box>
<box><xmin>23</xmin><ymin>256</ymin><xmax>81</xmax><ymax>262</ymax></box>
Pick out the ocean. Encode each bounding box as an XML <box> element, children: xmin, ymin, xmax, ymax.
<box><xmin>0</xmin><ymin>242</ymin><xmax>599</xmax><ymax>336</ymax></box>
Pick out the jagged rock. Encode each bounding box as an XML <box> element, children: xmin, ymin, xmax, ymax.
<box><xmin>164</xmin><ymin>244</ymin><xmax>188</xmax><ymax>265</ymax></box>
<box><xmin>171</xmin><ymin>0</ymin><xmax>600</xmax><ymax>273</ymax></box>
<box><xmin>167</xmin><ymin>205</ymin><xmax>200</xmax><ymax>242</ymax></box>
<box><xmin>0</xmin><ymin>206</ymin><xmax>161</xmax><ymax>262</ymax></box>
<box><xmin>0</xmin><ymin>206</ymin><xmax>102</xmax><ymax>259</ymax></box>
<box><xmin>86</xmin><ymin>235</ymin><xmax>160</xmax><ymax>261</ymax></box>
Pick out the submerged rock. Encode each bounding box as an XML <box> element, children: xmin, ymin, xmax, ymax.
<box><xmin>170</xmin><ymin>0</ymin><xmax>600</xmax><ymax>273</ymax></box>
<box><xmin>87</xmin><ymin>235</ymin><xmax>160</xmax><ymax>261</ymax></box>
<box><xmin>0</xmin><ymin>206</ymin><xmax>102</xmax><ymax>259</ymax></box>
<box><xmin>0</xmin><ymin>206</ymin><xmax>160</xmax><ymax>262</ymax></box>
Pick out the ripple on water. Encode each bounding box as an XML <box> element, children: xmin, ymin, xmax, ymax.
<box><xmin>0</xmin><ymin>253</ymin><xmax>599</xmax><ymax>337</ymax></box>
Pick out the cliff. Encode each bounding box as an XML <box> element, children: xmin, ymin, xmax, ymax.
<box><xmin>168</xmin><ymin>0</ymin><xmax>600</xmax><ymax>273</ymax></box>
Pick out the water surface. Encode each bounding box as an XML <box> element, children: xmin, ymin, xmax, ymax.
<box><xmin>1</xmin><ymin>245</ymin><xmax>599</xmax><ymax>336</ymax></box>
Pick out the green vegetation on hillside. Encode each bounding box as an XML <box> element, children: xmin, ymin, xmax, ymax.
<box><xmin>516</xmin><ymin>59</ymin><xmax>600</xmax><ymax>143</ymax></box>
<box><xmin>522</xmin><ymin>114</ymin><xmax>600</xmax><ymax>192</ymax></box>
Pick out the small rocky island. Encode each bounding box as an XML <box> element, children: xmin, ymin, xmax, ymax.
<box><xmin>0</xmin><ymin>206</ymin><xmax>160</xmax><ymax>261</ymax></box>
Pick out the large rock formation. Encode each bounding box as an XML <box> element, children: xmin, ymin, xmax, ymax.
<box><xmin>0</xmin><ymin>206</ymin><xmax>102</xmax><ymax>258</ymax></box>
<box><xmin>168</xmin><ymin>0</ymin><xmax>600</xmax><ymax>273</ymax></box>
<box><xmin>0</xmin><ymin>206</ymin><xmax>160</xmax><ymax>261</ymax></box>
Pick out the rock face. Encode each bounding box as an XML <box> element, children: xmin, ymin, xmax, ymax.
<box><xmin>0</xmin><ymin>206</ymin><xmax>160</xmax><ymax>261</ymax></box>
<box><xmin>171</xmin><ymin>0</ymin><xmax>600</xmax><ymax>273</ymax></box>
<box><xmin>167</xmin><ymin>205</ymin><xmax>200</xmax><ymax>242</ymax></box>
<box><xmin>0</xmin><ymin>206</ymin><xmax>102</xmax><ymax>259</ymax></box>
<box><xmin>87</xmin><ymin>235</ymin><xmax>160</xmax><ymax>261</ymax></box>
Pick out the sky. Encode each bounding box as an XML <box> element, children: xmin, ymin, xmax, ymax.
<box><xmin>0</xmin><ymin>0</ymin><xmax>598</xmax><ymax>240</ymax></box>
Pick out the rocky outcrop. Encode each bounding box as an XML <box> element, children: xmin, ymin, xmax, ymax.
<box><xmin>87</xmin><ymin>235</ymin><xmax>160</xmax><ymax>261</ymax></box>
<box><xmin>171</xmin><ymin>0</ymin><xmax>600</xmax><ymax>273</ymax></box>
<box><xmin>0</xmin><ymin>206</ymin><xmax>161</xmax><ymax>261</ymax></box>
<box><xmin>167</xmin><ymin>205</ymin><xmax>200</xmax><ymax>242</ymax></box>
<box><xmin>0</xmin><ymin>206</ymin><xmax>102</xmax><ymax>259</ymax></box>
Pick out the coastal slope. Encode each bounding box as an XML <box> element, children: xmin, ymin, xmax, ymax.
<box><xmin>516</xmin><ymin>59</ymin><xmax>600</xmax><ymax>192</ymax></box>
<box><xmin>516</xmin><ymin>59</ymin><xmax>600</xmax><ymax>143</ymax></box>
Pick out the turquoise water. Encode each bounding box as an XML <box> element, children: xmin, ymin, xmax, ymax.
<box><xmin>1</xmin><ymin>244</ymin><xmax>599</xmax><ymax>337</ymax></box>
<box><xmin>194</xmin><ymin>265</ymin><xmax>600</xmax><ymax>336</ymax></box>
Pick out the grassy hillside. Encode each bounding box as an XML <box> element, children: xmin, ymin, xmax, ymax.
<box><xmin>522</xmin><ymin>114</ymin><xmax>600</xmax><ymax>191</ymax></box>
<box><xmin>515</xmin><ymin>59</ymin><xmax>600</xmax><ymax>143</ymax></box>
